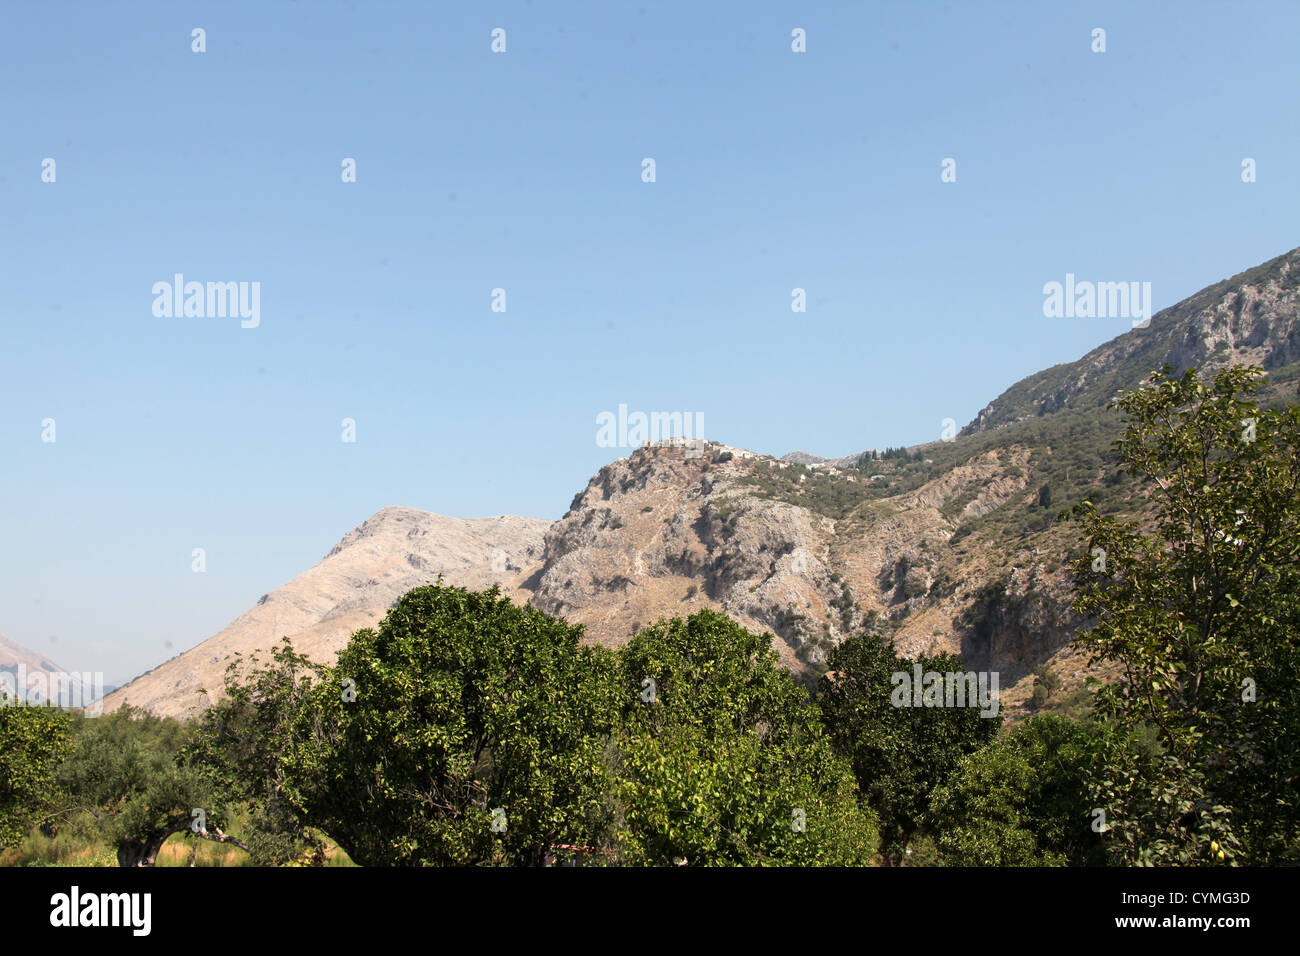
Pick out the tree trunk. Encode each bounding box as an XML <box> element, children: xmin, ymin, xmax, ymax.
<box><xmin>117</xmin><ymin>827</ymin><xmax>182</xmax><ymax>867</ymax></box>
<box><xmin>117</xmin><ymin>821</ymin><xmax>252</xmax><ymax>867</ymax></box>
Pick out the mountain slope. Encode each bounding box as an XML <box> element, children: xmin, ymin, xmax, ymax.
<box><xmin>966</xmin><ymin>246</ymin><xmax>1300</xmax><ymax>434</ymax></box>
<box><xmin>104</xmin><ymin>510</ymin><xmax>550</xmax><ymax>718</ymax></box>
<box><xmin>0</xmin><ymin>634</ymin><xmax>102</xmax><ymax>707</ymax></box>
<box><xmin>1</xmin><ymin>633</ymin><xmax>64</xmax><ymax>683</ymax></box>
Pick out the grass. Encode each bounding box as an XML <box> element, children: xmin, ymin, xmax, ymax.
<box><xmin>0</xmin><ymin>810</ymin><xmax>357</xmax><ymax>867</ymax></box>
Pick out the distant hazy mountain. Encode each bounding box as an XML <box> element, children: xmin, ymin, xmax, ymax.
<box><xmin>0</xmin><ymin>633</ymin><xmax>63</xmax><ymax>677</ymax></box>
<box><xmin>0</xmin><ymin>633</ymin><xmax>103</xmax><ymax>709</ymax></box>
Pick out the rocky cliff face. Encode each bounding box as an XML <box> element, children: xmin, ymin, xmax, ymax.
<box><xmin>528</xmin><ymin>445</ymin><xmax>840</xmax><ymax>669</ymax></box>
<box><xmin>505</xmin><ymin>437</ymin><xmax>1064</xmax><ymax>699</ymax></box>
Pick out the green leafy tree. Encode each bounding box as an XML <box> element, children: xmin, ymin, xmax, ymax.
<box><xmin>1072</xmin><ymin>364</ymin><xmax>1300</xmax><ymax>864</ymax></box>
<box><xmin>1029</xmin><ymin>665</ymin><xmax>1062</xmax><ymax>710</ymax></box>
<box><xmin>57</xmin><ymin>707</ymin><xmax>247</xmax><ymax>866</ymax></box>
<box><xmin>613</xmin><ymin>610</ymin><xmax>877</xmax><ymax>865</ymax></box>
<box><xmin>0</xmin><ymin>703</ymin><xmax>72</xmax><ymax>848</ymax></box>
<box><xmin>818</xmin><ymin>632</ymin><xmax>1000</xmax><ymax>863</ymax></box>
<box><xmin>926</xmin><ymin>715</ymin><xmax>1107</xmax><ymax>866</ymax></box>
<box><xmin>186</xmin><ymin>643</ymin><xmax>332</xmax><ymax>865</ymax></box>
<box><xmin>288</xmin><ymin>582</ymin><xmax>624</xmax><ymax>865</ymax></box>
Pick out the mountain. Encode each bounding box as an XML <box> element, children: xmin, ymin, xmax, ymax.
<box><xmin>1</xmin><ymin>633</ymin><xmax>64</xmax><ymax>680</ymax></box>
<box><xmin>104</xmin><ymin>511</ymin><xmax>550</xmax><ymax>718</ymax></box>
<box><xmin>781</xmin><ymin>450</ymin><xmax>867</xmax><ymax>469</ymax></box>
<box><xmin>967</xmin><ymin>247</ymin><xmax>1300</xmax><ymax>434</ymax></box>
<box><xmin>526</xmin><ymin>440</ymin><xmax>1069</xmax><ymax>683</ymax></box>
<box><xmin>105</xmin><ymin>246</ymin><xmax>1300</xmax><ymax>721</ymax></box>
<box><xmin>0</xmin><ymin>634</ymin><xmax>102</xmax><ymax>708</ymax></box>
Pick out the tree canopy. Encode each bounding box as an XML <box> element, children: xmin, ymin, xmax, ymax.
<box><xmin>818</xmin><ymin>631</ymin><xmax>1001</xmax><ymax>862</ymax></box>
<box><xmin>0</xmin><ymin>703</ymin><xmax>71</xmax><ymax>849</ymax></box>
<box><xmin>285</xmin><ymin>582</ymin><xmax>624</xmax><ymax>866</ymax></box>
<box><xmin>1073</xmin><ymin>364</ymin><xmax>1300</xmax><ymax>864</ymax></box>
<box><xmin>613</xmin><ymin>610</ymin><xmax>877</xmax><ymax>865</ymax></box>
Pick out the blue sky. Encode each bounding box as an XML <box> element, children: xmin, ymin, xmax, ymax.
<box><xmin>2</xmin><ymin>0</ymin><xmax>1297</xmax><ymax>683</ymax></box>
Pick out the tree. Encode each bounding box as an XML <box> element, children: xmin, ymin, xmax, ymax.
<box><xmin>1072</xmin><ymin>364</ymin><xmax>1300</xmax><ymax>864</ymax></box>
<box><xmin>925</xmin><ymin>715</ymin><xmax>1107</xmax><ymax>866</ymax></box>
<box><xmin>57</xmin><ymin>707</ymin><xmax>248</xmax><ymax>866</ymax></box>
<box><xmin>0</xmin><ymin>703</ymin><xmax>72</xmax><ymax>848</ymax></box>
<box><xmin>613</xmin><ymin>610</ymin><xmax>877</xmax><ymax>865</ymax></box>
<box><xmin>186</xmin><ymin>643</ymin><xmax>332</xmax><ymax>865</ymax></box>
<box><xmin>1029</xmin><ymin>665</ymin><xmax>1061</xmax><ymax>710</ymax></box>
<box><xmin>287</xmin><ymin>581</ymin><xmax>624</xmax><ymax>865</ymax></box>
<box><xmin>818</xmin><ymin>632</ymin><xmax>1000</xmax><ymax>863</ymax></box>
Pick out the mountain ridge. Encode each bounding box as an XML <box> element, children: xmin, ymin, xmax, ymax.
<box><xmin>100</xmin><ymin>244</ymin><xmax>1300</xmax><ymax>720</ymax></box>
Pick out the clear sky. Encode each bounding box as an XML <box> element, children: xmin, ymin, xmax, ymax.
<box><xmin>2</xmin><ymin>0</ymin><xmax>1297</xmax><ymax>684</ymax></box>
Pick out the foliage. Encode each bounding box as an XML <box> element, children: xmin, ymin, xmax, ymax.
<box><xmin>285</xmin><ymin>581</ymin><xmax>624</xmax><ymax>866</ymax></box>
<box><xmin>186</xmin><ymin>643</ymin><xmax>332</xmax><ymax>865</ymax></box>
<box><xmin>736</xmin><ymin>462</ymin><xmax>883</xmax><ymax>521</ymax></box>
<box><xmin>55</xmin><ymin>707</ymin><xmax>231</xmax><ymax>866</ymax></box>
<box><xmin>1029</xmin><ymin>665</ymin><xmax>1062</xmax><ymax>710</ymax></box>
<box><xmin>818</xmin><ymin>633</ymin><xmax>1000</xmax><ymax>862</ymax></box>
<box><xmin>925</xmin><ymin>715</ymin><xmax>1107</xmax><ymax>866</ymax></box>
<box><xmin>1072</xmin><ymin>364</ymin><xmax>1300</xmax><ymax>864</ymax></box>
<box><xmin>612</xmin><ymin>611</ymin><xmax>876</xmax><ymax>865</ymax></box>
<box><xmin>0</xmin><ymin>704</ymin><xmax>72</xmax><ymax>848</ymax></box>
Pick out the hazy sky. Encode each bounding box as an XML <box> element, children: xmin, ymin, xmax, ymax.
<box><xmin>2</xmin><ymin>0</ymin><xmax>1298</xmax><ymax>683</ymax></box>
